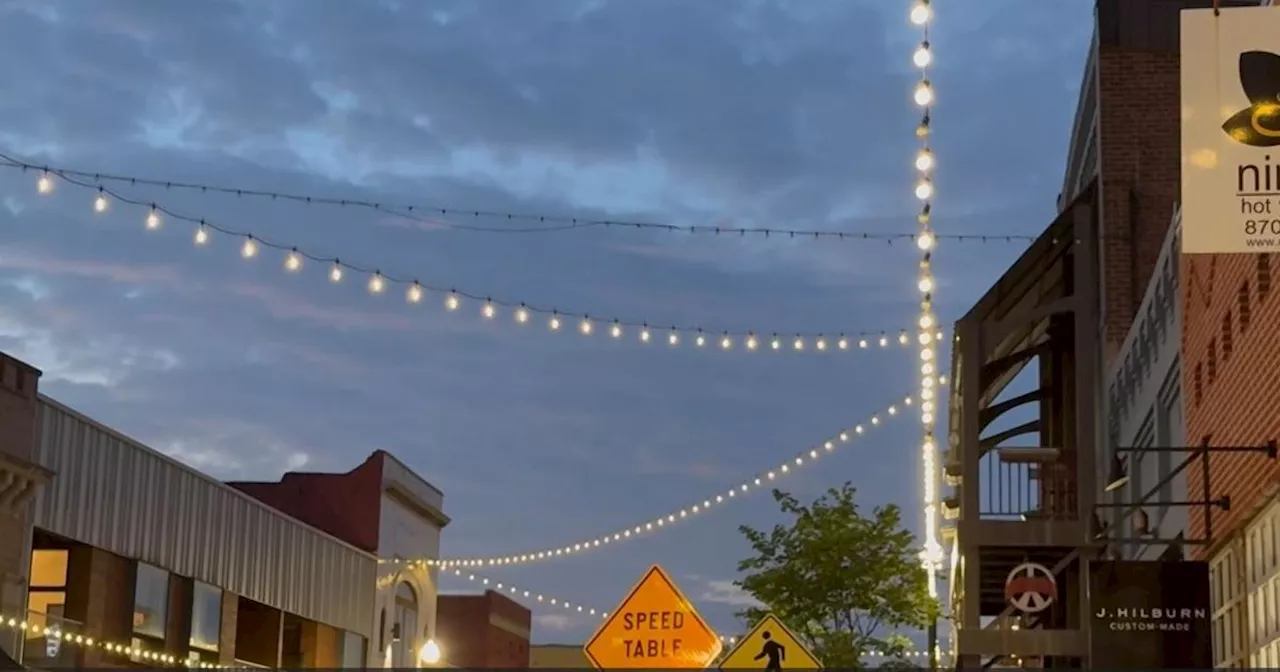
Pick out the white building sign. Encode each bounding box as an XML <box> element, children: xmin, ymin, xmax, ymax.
<box><xmin>1181</xmin><ymin>7</ymin><xmax>1280</xmax><ymax>253</ymax></box>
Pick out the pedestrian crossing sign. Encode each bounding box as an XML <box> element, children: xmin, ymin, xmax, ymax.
<box><xmin>718</xmin><ymin>614</ymin><xmax>822</xmax><ymax>670</ymax></box>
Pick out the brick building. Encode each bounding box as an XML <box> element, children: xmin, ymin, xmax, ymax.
<box><xmin>434</xmin><ymin>590</ymin><xmax>531</xmax><ymax>668</ymax></box>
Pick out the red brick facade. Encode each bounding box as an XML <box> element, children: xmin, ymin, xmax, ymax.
<box><xmin>1096</xmin><ymin>48</ymin><xmax>1183</xmax><ymax>365</ymax></box>
<box><xmin>1183</xmin><ymin>253</ymin><xmax>1280</xmax><ymax>556</ymax></box>
<box><xmin>436</xmin><ymin>590</ymin><xmax>531</xmax><ymax>668</ymax></box>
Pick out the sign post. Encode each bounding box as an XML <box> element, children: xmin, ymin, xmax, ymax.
<box><xmin>718</xmin><ymin>614</ymin><xmax>822</xmax><ymax>671</ymax></box>
<box><xmin>584</xmin><ymin>565</ymin><xmax>722</xmax><ymax>669</ymax></box>
<box><xmin>1181</xmin><ymin>6</ymin><xmax>1280</xmax><ymax>253</ymax></box>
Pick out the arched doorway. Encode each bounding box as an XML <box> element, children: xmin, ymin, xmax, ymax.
<box><xmin>393</xmin><ymin>582</ymin><xmax>420</xmax><ymax>667</ymax></box>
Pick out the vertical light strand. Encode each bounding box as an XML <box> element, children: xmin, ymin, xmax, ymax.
<box><xmin>910</xmin><ymin>0</ymin><xmax>944</xmax><ymax>600</ymax></box>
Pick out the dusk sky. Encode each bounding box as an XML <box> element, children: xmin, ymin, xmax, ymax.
<box><xmin>0</xmin><ymin>0</ymin><xmax>1091</xmax><ymax>648</ymax></box>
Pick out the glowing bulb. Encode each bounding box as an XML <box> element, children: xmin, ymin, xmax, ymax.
<box><xmin>515</xmin><ymin>306</ymin><xmax>529</xmax><ymax>323</ymax></box>
<box><xmin>482</xmin><ymin>302</ymin><xmax>495</xmax><ymax>319</ymax></box>
<box><xmin>838</xmin><ymin>337</ymin><xmax>848</xmax><ymax>349</ymax></box>
<box><xmin>917</xmin><ymin>232</ymin><xmax>935</xmax><ymax>250</ymax></box>
<box><xmin>446</xmin><ymin>293</ymin><xmax>460</xmax><ymax>311</ymax></box>
<box><xmin>918</xmin><ymin>276</ymin><xmax>934</xmax><ymax>293</ymax></box>
<box><xmin>919</xmin><ymin>314</ymin><xmax>934</xmax><ymax>329</ymax></box>
<box><xmin>720</xmin><ymin>335</ymin><xmax>731</xmax><ymax>349</ymax></box>
<box><xmin>284</xmin><ymin>251</ymin><xmax>303</xmax><ymax>272</ymax></box>
<box><xmin>695</xmin><ymin>334</ymin><xmax>706</xmax><ymax>347</ymax></box>
<box><xmin>913</xmin><ymin>43</ymin><xmax>933</xmax><ymax>68</ymax></box>
<box><xmin>145</xmin><ymin>208</ymin><xmax>162</xmax><ymax>230</ymax></box>
<box><xmin>419</xmin><ymin>639</ymin><xmax>442</xmax><ymax>665</ymax></box>
<box><xmin>793</xmin><ymin>338</ymin><xmax>804</xmax><ymax>351</ymax></box>
<box><xmin>549</xmin><ymin>315</ymin><xmax>561</xmax><ymax>330</ymax></box>
<box><xmin>610</xmin><ymin>322</ymin><xmax>622</xmax><ymax>338</ymax></box>
<box><xmin>919</xmin><ymin>332</ymin><xmax>933</xmax><ymax>345</ymax></box>
<box><xmin>915</xmin><ymin>180</ymin><xmax>934</xmax><ymax>200</ymax></box>
<box><xmin>914</xmin><ymin>81</ymin><xmax>934</xmax><ymax>107</ymax></box>
<box><xmin>368</xmin><ymin>273</ymin><xmax>385</xmax><ymax>294</ymax></box>
<box><xmin>771</xmin><ymin>338</ymin><xmax>781</xmax><ymax>350</ymax></box>
<box><xmin>92</xmin><ymin>191</ymin><xmax>109</xmax><ymax>213</ymax></box>
<box><xmin>915</xmin><ymin>150</ymin><xmax>934</xmax><ymax>172</ymax></box>
<box><xmin>407</xmin><ymin>283</ymin><xmax>423</xmax><ymax>303</ymax></box>
<box><xmin>746</xmin><ymin>335</ymin><xmax>758</xmax><ymax>350</ymax></box>
<box><xmin>668</xmin><ymin>331</ymin><xmax>679</xmax><ymax>346</ymax></box>
<box><xmin>879</xmin><ymin>336</ymin><xmax>889</xmax><ymax>347</ymax></box>
<box><xmin>329</xmin><ymin>263</ymin><xmax>343</xmax><ymax>283</ymax></box>
<box><xmin>899</xmin><ymin>332</ymin><xmax>909</xmax><ymax>345</ymax></box>
<box><xmin>37</xmin><ymin>173</ymin><xmax>53</xmax><ymax>194</ymax></box>
<box><xmin>640</xmin><ymin>329</ymin><xmax>651</xmax><ymax>342</ymax></box>
<box><xmin>240</xmin><ymin>237</ymin><xmax>258</xmax><ymax>259</ymax></box>
<box><xmin>910</xmin><ymin>2</ymin><xmax>931</xmax><ymax>25</ymax></box>
<box><xmin>580</xmin><ymin>319</ymin><xmax>592</xmax><ymax>335</ymax></box>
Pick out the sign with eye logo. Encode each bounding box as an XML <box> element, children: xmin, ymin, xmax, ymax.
<box><xmin>1181</xmin><ymin>6</ymin><xmax>1280</xmax><ymax>253</ymax></box>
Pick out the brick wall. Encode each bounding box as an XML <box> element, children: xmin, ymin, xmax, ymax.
<box><xmin>436</xmin><ymin>590</ymin><xmax>531</xmax><ymax>668</ymax></box>
<box><xmin>1097</xmin><ymin>48</ymin><xmax>1183</xmax><ymax>366</ymax></box>
<box><xmin>1182</xmin><ymin>253</ymin><xmax>1280</xmax><ymax>557</ymax></box>
<box><xmin>63</xmin><ymin>546</ymin><xmax>133</xmax><ymax>667</ymax></box>
<box><xmin>0</xmin><ymin>353</ymin><xmax>41</xmax><ymax>635</ymax></box>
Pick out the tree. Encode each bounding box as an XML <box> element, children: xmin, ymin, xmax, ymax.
<box><xmin>734</xmin><ymin>484</ymin><xmax>937</xmax><ymax>669</ymax></box>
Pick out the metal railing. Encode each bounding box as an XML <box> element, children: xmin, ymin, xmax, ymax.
<box><xmin>19</xmin><ymin>608</ymin><xmax>84</xmax><ymax>669</ymax></box>
<box><xmin>979</xmin><ymin>456</ymin><xmax>1079</xmax><ymax>521</ymax></box>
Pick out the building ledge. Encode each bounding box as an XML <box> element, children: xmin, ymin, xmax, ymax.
<box><xmin>0</xmin><ymin>451</ymin><xmax>54</xmax><ymax>515</ymax></box>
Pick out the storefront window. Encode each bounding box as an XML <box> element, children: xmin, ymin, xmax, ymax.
<box><xmin>190</xmin><ymin>581</ymin><xmax>222</xmax><ymax>651</ymax></box>
<box><xmin>27</xmin><ymin>550</ymin><xmax>68</xmax><ymax>622</ymax></box>
<box><xmin>133</xmin><ymin>562</ymin><xmax>170</xmax><ymax>639</ymax></box>
<box><xmin>340</xmin><ymin>630</ymin><xmax>366</xmax><ymax>668</ymax></box>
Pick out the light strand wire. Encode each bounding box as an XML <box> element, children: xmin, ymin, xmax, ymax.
<box><xmin>0</xmin><ymin>153</ymin><xmax>1037</xmax><ymax>244</ymax></box>
<box><xmin>387</xmin><ymin>387</ymin><xmax>944</xmax><ymax>569</ymax></box>
<box><xmin>21</xmin><ymin>165</ymin><xmax>938</xmax><ymax>351</ymax></box>
<box><xmin>0</xmin><ymin>612</ymin><xmax>219</xmax><ymax>667</ymax></box>
<box><xmin>908</xmin><ymin>0</ymin><xmax>946</xmax><ymax>606</ymax></box>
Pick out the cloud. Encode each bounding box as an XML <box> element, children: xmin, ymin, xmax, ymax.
<box><xmin>533</xmin><ymin>613</ymin><xmax>575</xmax><ymax>632</ymax></box>
<box><xmin>701</xmin><ymin>580</ymin><xmax>765</xmax><ymax>609</ymax></box>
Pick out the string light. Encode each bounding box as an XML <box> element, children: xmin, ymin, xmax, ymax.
<box><xmin>24</xmin><ymin>172</ymin><xmax>936</xmax><ymax>356</ymax></box>
<box><xmin>92</xmin><ymin>188</ymin><xmax>108</xmax><ymax>213</ymax></box>
<box><xmin>400</xmin><ymin>389</ymin><xmax>944</xmax><ymax>569</ymax></box>
<box><xmin>0</xmin><ymin>612</ymin><xmax>221</xmax><ymax>667</ymax></box>
<box><xmin>36</xmin><ymin>171</ymin><xmax>53</xmax><ymax>194</ymax></box>
<box><xmin>145</xmin><ymin>206</ymin><xmax>162</xmax><ymax>230</ymax></box>
<box><xmin>382</xmin><ymin>564</ymin><xmax>948</xmax><ymax>658</ymax></box>
<box><xmin>0</xmin><ymin>154</ymin><xmax>1035</xmax><ymax>244</ymax></box>
<box><xmin>909</xmin><ymin>0</ymin><xmax>946</xmax><ymax>598</ymax></box>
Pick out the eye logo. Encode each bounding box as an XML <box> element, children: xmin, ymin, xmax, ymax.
<box><xmin>1223</xmin><ymin>50</ymin><xmax>1280</xmax><ymax>147</ymax></box>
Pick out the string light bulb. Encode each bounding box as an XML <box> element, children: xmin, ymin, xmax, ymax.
<box><xmin>93</xmin><ymin>189</ymin><xmax>109</xmax><ymax>213</ymax></box>
<box><xmin>916</xmin><ymin>232</ymin><xmax>935</xmax><ymax>251</ymax></box>
<box><xmin>194</xmin><ymin>224</ymin><xmax>209</xmax><ymax>245</ymax></box>
<box><xmin>329</xmin><ymin>262</ymin><xmax>343</xmax><ymax>283</ymax></box>
<box><xmin>515</xmin><ymin>305</ymin><xmax>529</xmax><ymax>323</ymax></box>
<box><xmin>482</xmin><ymin>301</ymin><xmax>496</xmax><ymax>319</ymax></box>
<box><xmin>549</xmin><ymin>314</ymin><xmax>561</xmax><ymax>331</ymax></box>
<box><xmin>580</xmin><ymin>318</ymin><xmax>593</xmax><ymax>335</ymax></box>
<box><xmin>610</xmin><ymin>321</ymin><xmax>622</xmax><ymax>338</ymax></box>
<box><xmin>915</xmin><ymin>180</ymin><xmax>934</xmax><ymax>200</ymax></box>
<box><xmin>37</xmin><ymin>172</ymin><xmax>54</xmax><ymax>194</ymax></box>
<box><xmin>240</xmin><ymin>237</ymin><xmax>258</xmax><ymax>259</ymax></box>
<box><xmin>910</xmin><ymin>1</ymin><xmax>932</xmax><ymax>25</ymax></box>
<box><xmin>407</xmin><ymin>282</ymin><xmax>424</xmax><ymax>303</ymax></box>
<box><xmin>285</xmin><ymin>249</ymin><xmax>303</xmax><ymax>272</ymax></box>
<box><xmin>445</xmin><ymin>293</ymin><xmax>460</xmax><ymax>311</ymax></box>
<box><xmin>913</xmin><ymin>42</ymin><xmax>933</xmax><ymax>68</ymax></box>
<box><xmin>368</xmin><ymin>272</ymin><xmax>385</xmax><ymax>294</ymax></box>
<box><xmin>914</xmin><ymin>81</ymin><xmax>934</xmax><ymax>107</ymax></box>
<box><xmin>145</xmin><ymin>207</ymin><xmax>162</xmax><ymax>230</ymax></box>
<box><xmin>915</xmin><ymin>150</ymin><xmax>934</xmax><ymax>172</ymax></box>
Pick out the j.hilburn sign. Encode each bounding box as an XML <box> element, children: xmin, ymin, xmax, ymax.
<box><xmin>1089</xmin><ymin>561</ymin><xmax>1211</xmax><ymax>668</ymax></box>
<box><xmin>1181</xmin><ymin>6</ymin><xmax>1280</xmax><ymax>253</ymax></box>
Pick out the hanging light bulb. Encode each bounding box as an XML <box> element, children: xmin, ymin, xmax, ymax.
<box><xmin>916</xmin><ymin>231</ymin><xmax>935</xmax><ymax>250</ymax></box>
<box><xmin>445</xmin><ymin>293</ymin><xmax>460</xmax><ymax>311</ymax></box>
<box><xmin>194</xmin><ymin>225</ymin><xmax>209</xmax><ymax>245</ymax></box>
<box><xmin>407</xmin><ymin>282</ymin><xmax>424</xmax><ymax>303</ymax></box>
<box><xmin>746</xmin><ymin>334</ymin><xmax>758</xmax><ymax>350</ymax></box>
<box><xmin>145</xmin><ymin>207</ymin><xmax>162</xmax><ymax>230</ymax></box>
<box><xmin>919</xmin><ymin>314</ymin><xmax>935</xmax><ymax>329</ymax></box>
<box><xmin>910</xmin><ymin>1</ymin><xmax>931</xmax><ymax>25</ymax></box>
<box><xmin>668</xmin><ymin>330</ymin><xmax>679</xmax><ymax>346</ymax></box>
<box><xmin>284</xmin><ymin>249</ymin><xmax>303</xmax><ymax>272</ymax></box>
<box><xmin>918</xmin><ymin>276</ymin><xmax>934</xmax><ymax>293</ymax></box>
<box><xmin>640</xmin><ymin>327</ymin><xmax>651</xmax><ymax>342</ymax></box>
<box><xmin>914</xmin><ymin>81</ymin><xmax>934</xmax><ymax>107</ymax></box>
<box><xmin>368</xmin><ymin>272</ymin><xmax>385</xmax><ymax>294</ymax></box>
<box><xmin>695</xmin><ymin>332</ymin><xmax>706</xmax><ymax>347</ymax></box>
<box><xmin>915</xmin><ymin>149</ymin><xmax>934</xmax><ymax>172</ymax></box>
<box><xmin>36</xmin><ymin>172</ymin><xmax>53</xmax><ymax>194</ymax></box>
<box><xmin>580</xmin><ymin>318</ymin><xmax>593</xmax><ymax>335</ymax></box>
<box><xmin>93</xmin><ymin>189</ymin><xmax>109</xmax><ymax>213</ymax></box>
<box><xmin>329</xmin><ymin>263</ymin><xmax>344</xmax><ymax>283</ymax></box>
<box><xmin>720</xmin><ymin>334</ymin><xmax>732</xmax><ymax>349</ymax></box>
<box><xmin>549</xmin><ymin>314</ymin><xmax>561</xmax><ymax>330</ymax></box>
<box><xmin>482</xmin><ymin>302</ymin><xmax>496</xmax><ymax>319</ymax></box>
<box><xmin>240</xmin><ymin>237</ymin><xmax>258</xmax><ymax>259</ymax></box>
<box><xmin>515</xmin><ymin>305</ymin><xmax>529</xmax><ymax>323</ymax></box>
<box><xmin>913</xmin><ymin>42</ymin><xmax>933</xmax><ymax>68</ymax></box>
<box><xmin>915</xmin><ymin>180</ymin><xmax>934</xmax><ymax>201</ymax></box>
<box><xmin>610</xmin><ymin>322</ymin><xmax>622</xmax><ymax>338</ymax></box>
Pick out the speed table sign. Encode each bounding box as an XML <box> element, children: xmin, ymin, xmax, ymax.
<box><xmin>584</xmin><ymin>565</ymin><xmax>722</xmax><ymax>669</ymax></box>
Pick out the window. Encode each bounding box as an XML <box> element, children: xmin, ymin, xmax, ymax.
<box><xmin>340</xmin><ymin>631</ymin><xmax>367</xmax><ymax>669</ymax></box>
<box><xmin>190</xmin><ymin>581</ymin><xmax>221</xmax><ymax>652</ymax></box>
<box><xmin>132</xmin><ymin>562</ymin><xmax>170</xmax><ymax>639</ymax></box>
<box><xmin>26</xmin><ymin>549</ymin><xmax>68</xmax><ymax>629</ymax></box>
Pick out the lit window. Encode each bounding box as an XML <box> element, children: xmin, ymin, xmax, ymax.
<box><xmin>190</xmin><ymin>581</ymin><xmax>222</xmax><ymax>652</ymax></box>
<box><xmin>132</xmin><ymin>562</ymin><xmax>170</xmax><ymax>639</ymax></box>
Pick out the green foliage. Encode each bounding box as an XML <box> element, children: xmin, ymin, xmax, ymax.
<box><xmin>734</xmin><ymin>484</ymin><xmax>936</xmax><ymax>669</ymax></box>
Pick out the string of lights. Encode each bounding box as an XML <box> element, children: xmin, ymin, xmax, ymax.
<box><xmin>385</xmin><ymin>387</ymin><xmax>945</xmax><ymax>569</ymax></box>
<box><xmin>378</xmin><ymin>563</ymin><xmax>949</xmax><ymax>658</ymax></box>
<box><xmin>19</xmin><ymin>167</ymin><xmax>937</xmax><ymax>353</ymax></box>
<box><xmin>0</xmin><ymin>154</ymin><xmax>1037</xmax><ymax>244</ymax></box>
<box><xmin>909</xmin><ymin>0</ymin><xmax>947</xmax><ymax>601</ymax></box>
<box><xmin>0</xmin><ymin>611</ymin><xmax>218</xmax><ymax>667</ymax></box>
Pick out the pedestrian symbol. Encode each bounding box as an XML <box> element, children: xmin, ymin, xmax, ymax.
<box><xmin>719</xmin><ymin>614</ymin><xmax>822</xmax><ymax>671</ymax></box>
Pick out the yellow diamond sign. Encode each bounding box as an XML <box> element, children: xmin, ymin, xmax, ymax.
<box><xmin>584</xmin><ymin>565</ymin><xmax>722</xmax><ymax>669</ymax></box>
<box><xmin>719</xmin><ymin>614</ymin><xmax>822</xmax><ymax>671</ymax></box>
